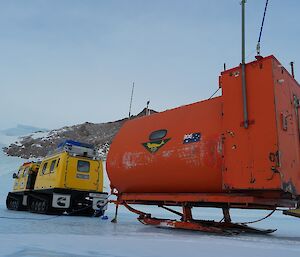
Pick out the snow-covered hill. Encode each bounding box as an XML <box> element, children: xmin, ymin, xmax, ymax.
<box><xmin>3</xmin><ymin>122</ymin><xmax>121</xmax><ymax>159</ymax></box>
<box><xmin>4</xmin><ymin>108</ymin><xmax>156</xmax><ymax>160</ymax></box>
<box><xmin>1</xmin><ymin>124</ymin><xmax>48</xmax><ymax>137</ymax></box>
<box><xmin>1</xmin><ymin>131</ymin><xmax>300</xmax><ymax>256</ymax></box>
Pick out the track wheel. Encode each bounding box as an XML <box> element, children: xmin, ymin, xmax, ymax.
<box><xmin>15</xmin><ymin>199</ymin><xmax>21</xmax><ymax>211</ymax></box>
<box><xmin>34</xmin><ymin>201</ymin><xmax>39</xmax><ymax>212</ymax></box>
<box><xmin>9</xmin><ymin>200</ymin><xmax>14</xmax><ymax>209</ymax></box>
<box><xmin>13</xmin><ymin>200</ymin><xmax>17</xmax><ymax>210</ymax></box>
<box><xmin>30</xmin><ymin>201</ymin><xmax>34</xmax><ymax>212</ymax></box>
<box><xmin>12</xmin><ymin>200</ymin><xmax>20</xmax><ymax>210</ymax></box>
<box><xmin>8</xmin><ymin>199</ymin><xmax>13</xmax><ymax>210</ymax></box>
<box><xmin>41</xmin><ymin>201</ymin><xmax>47</xmax><ymax>213</ymax></box>
<box><xmin>30</xmin><ymin>200</ymin><xmax>37</xmax><ymax>213</ymax></box>
<box><xmin>37</xmin><ymin>201</ymin><xmax>43</xmax><ymax>213</ymax></box>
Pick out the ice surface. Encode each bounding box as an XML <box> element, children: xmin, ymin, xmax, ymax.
<box><xmin>1</xmin><ymin>132</ymin><xmax>300</xmax><ymax>257</ymax></box>
<box><xmin>0</xmin><ymin>133</ymin><xmax>21</xmax><ymax>147</ymax></box>
<box><xmin>1</xmin><ymin>125</ymin><xmax>48</xmax><ymax>137</ymax></box>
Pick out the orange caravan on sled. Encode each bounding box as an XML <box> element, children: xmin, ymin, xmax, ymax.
<box><xmin>107</xmin><ymin>55</ymin><xmax>300</xmax><ymax>234</ymax></box>
<box><xmin>106</xmin><ymin>0</ymin><xmax>299</xmax><ymax>235</ymax></box>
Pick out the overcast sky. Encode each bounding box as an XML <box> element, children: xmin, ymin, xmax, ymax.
<box><xmin>0</xmin><ymin>0</ymin><xmax>299</xmax><ymax>130</ymax></box>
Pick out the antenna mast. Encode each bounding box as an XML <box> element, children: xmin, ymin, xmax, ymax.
<box><xmin>128</xmin><ymin>82</ymin><xmax>135</xmax><ymax>119</ymax></box>
<box><xmin>241</xmin><ymin>0</ymin><xmax>248</xmax><ymax>129</ymax></box>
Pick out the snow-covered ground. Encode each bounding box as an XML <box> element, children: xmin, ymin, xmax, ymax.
<box><xmin>1</xmin><ymin>132</ymin><xmax>300</xmax><ymax>256</ymax></box>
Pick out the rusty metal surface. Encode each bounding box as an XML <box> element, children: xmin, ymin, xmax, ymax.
<box><xmin>117</xmin><ymin>192</ymin><xmax>297</xmax><ymax>209</ymax></box>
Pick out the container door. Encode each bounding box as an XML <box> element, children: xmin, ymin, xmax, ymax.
<box><xmin>65</xmin><ymin>157</ymin><xmax>100</xmax><ymax>191</ymax></box>
<box><xmin>274</xmin><ymin>66</ymin><xmax>300</xmax><ymax>195</ymax></box>
<box><xmin>221</xmin><ymin>57</ymin><xmax>281</xmax><ymax>190</ymax></box>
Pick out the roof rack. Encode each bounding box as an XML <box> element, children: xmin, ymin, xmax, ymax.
<box><xmin>48</xmin><ymin>140</ymin><xmax>99</xmax><ymax>160</ymax></box>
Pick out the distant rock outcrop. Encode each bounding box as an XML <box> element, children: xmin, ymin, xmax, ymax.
<box><xmin>3</xmin><ymin>108</ymin><xmax>157</xmax><ymax>159</ymax></box>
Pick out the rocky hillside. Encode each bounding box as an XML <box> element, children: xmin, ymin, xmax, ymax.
<box><xmin>3</xmin><ymin>108</ymin><xmax>157</xmax><ymax>159</ymax></box>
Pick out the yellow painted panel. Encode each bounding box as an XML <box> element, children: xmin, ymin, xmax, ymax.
<box><xmin>34</xmin><ymin>152</ymin><xmax>66</xmax><ymax>190</ymax></box>
<box><xmin>64</xmin><ymin>156</ymin><xmax>102</xmax><ymax>192</ymax></box>
<box><xmin>34</xmin><ymin>152</ymin><xmax>104</xmax><ymax>193</ymax></box>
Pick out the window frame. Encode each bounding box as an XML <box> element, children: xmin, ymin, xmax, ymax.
<box><xmin>41</xmin><ymin>162</ymin><xmax>48</xmax><ymax>175</ymax></box>
<box><xmin>49</xmin><ymin>160</ymin><xmax>57</xmax><ymax>173</ymax></box>
<box><xmin>77</xmin><ymin>160</ymin><xmax>90</xmax><ymax>173</ymax></box>
<box><xmin>17</xmin><ymin>167</ymin><xmax>23</xmax><ymax>177</ymax></box>
<box><xmin>23</xmin><ymin>167</ymin><xmax>30</xmax><ymax>177</ymax></box>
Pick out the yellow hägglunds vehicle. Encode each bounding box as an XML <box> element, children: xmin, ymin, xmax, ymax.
<box><xmin>6</xmin><ymin>140</ymin><xmax>108</xmax><ymax>216</ymax></box>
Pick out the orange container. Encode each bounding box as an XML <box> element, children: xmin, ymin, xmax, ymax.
<box><xmin>107</xmin><ymin>97</ymin><xmax>223</xmax><ymax>193</ymax></box>
<box><xmin>107</xmin><ymin>55</ymin><xmax>300</xmax><ymax>199</ymax></box>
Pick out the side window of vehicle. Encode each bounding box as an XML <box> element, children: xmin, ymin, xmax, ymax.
<box><xmin>17</xmin><ymin>168</ymin><xmax>23</xmax><ymax>178</ymax></box>
<box><xmin>41</xmin><ymin>162</ymin><xmax>48</xmax><ymax>175</ymax></box>
<box><xmin>23</xmin><ymin>167</ymin><xmax>30</xmax><ymax>177</ymax></box>
<box><xmin>50</xmin><ymin>160</ymin><xmax>56</xmax><ymax>173</ymax></box>
<box><xmin>77</xmin><ymin>160</ymin><xmax>90</xmax><ymax>173</ymax></box>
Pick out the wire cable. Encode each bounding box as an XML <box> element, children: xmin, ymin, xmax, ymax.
<box><xmin>208</xmin><ymin>88</ymin><xmax>221</xmax><ymax>100</ymax></box>
<box><xmin>256</xmin><ymin>0</ymin><xmax>269</xmax><ymax>55</ymax></box>
<box><xmin>240</xmin><ymin>208</ymin><xmax>276</xmax><ymax>225</ymax></box>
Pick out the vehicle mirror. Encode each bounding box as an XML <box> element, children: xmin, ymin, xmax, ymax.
<box><xmin>12</xmin><ymin>173</ymin><xmax>18</xmax><ymax>179</ymax></box>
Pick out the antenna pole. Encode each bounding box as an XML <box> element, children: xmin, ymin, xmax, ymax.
<box><xmin>242</xmin><ymin>0</ymin><xmax>246</xmax><ymax>65</ymax></box>
<box><xmin>128</xmin><ymin>82</ymin><xmax>135</xmax><ymax>119</ymax></box>
<box><xmin>290</xmin><ymin>62</ymin><xmax>295</xmax><ymax>79</ymax></box>
<box><xmin>146</xmin><ymin>100</ymin><xmax>150</xmax><ymax>115</ymax></box>
<box><xmin>241</xmin><ymin>0</ymin><xmax>248</xmax><ymax>129</ymax></box>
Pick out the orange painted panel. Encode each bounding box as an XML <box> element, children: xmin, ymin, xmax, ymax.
<box><xmin>221</xmin><ymin>56</ymin><xmax>281</xmax><ymax>190</ymax></box>
<box><xmin>107</xmin><ymin>97</ymin><xmax>223</xmax><ymax>193</ymax></box>
<box><xmin>221</xmin><ymin>56</ymin><xmax>300</xmax><ymax>195</ymax></box>
<box><xmin>273</xmin><ymin>57</ymin><xmax>300</xmax><ymax>195</ymax></box>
